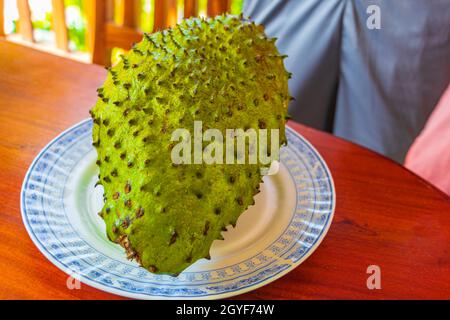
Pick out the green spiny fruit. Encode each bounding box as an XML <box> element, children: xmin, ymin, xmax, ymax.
<box><xmin>91</xmin><ymin>15</ymin><xmax>291</xmax><ymax>275</ymax></box>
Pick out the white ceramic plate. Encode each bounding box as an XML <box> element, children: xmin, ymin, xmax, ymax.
<box><xmin>21</xmin><ymin>119</ymin><xmax>335</xmax><ymax>299</ymax></box>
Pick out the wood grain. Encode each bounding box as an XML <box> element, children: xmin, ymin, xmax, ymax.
<box><xmin>1</xmin><ymin>41</ymin><xmax>450</xmax><ymax>299</ymax></box>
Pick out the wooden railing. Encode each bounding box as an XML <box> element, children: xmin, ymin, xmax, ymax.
<box><xmin>0</xmin><ymin>0</ymin><xmax>236</xmax><ymax>65</ymax></box>
<box><xmin>0</xmin><ymin>0</ymin><xmax>4</xmax><ymax>37</ymax></box>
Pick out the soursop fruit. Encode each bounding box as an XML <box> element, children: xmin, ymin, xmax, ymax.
<box><xmin>91</xmin><ymin>14</ymin><xmax>291</xmax><ymax>275</ymax></box>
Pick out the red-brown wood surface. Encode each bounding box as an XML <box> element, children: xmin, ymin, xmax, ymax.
<box><xmin>0</xmin><ymin>41</ymin><xmax>450</xmax><ymax>300</ymax></box>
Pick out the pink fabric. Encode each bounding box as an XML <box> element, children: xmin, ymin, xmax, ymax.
<box><xmin>405</xmin><ymin>84</ymin><xmax>450</xmax><ymax>196</ymax></box>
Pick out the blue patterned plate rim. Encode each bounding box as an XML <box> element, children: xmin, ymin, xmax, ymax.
<box><xmin>20</xmin><ymin>118</ymin><xmax>336</xmax><ymax>299</ymax></box>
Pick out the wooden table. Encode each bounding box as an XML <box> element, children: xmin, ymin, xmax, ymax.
<box><xmin>1</xmin><ymin>41</ymin><xmax>450</xmax><ymax>300</ymax></box>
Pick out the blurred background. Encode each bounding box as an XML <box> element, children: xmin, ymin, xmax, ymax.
<box><xmin>0</xmin><ymin>0</ymin><xmax>243</xmax><ymax>65</ymax></box>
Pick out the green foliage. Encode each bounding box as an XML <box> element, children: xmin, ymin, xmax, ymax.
<box><xmin>231</xmin><ymin>0</ymin><xmax>244</xmax><ymax>14</ymax></box>
<box><xmin>64</xmin><ymin>0</ymin><xmax>86</xmax><ymax>51</ymax></box>
<box><xmin>32</xmin><ymin>12</ymin><xmax>52</xmax><ymax>31</ymax></box>
<box><xmin>140</xmin><ymin>0</ymin><xmax>153</xmax><ymax>33</ymax></box>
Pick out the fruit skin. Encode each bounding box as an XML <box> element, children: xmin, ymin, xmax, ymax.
<box><xmin>90</xmin><ymin>14</ymin><xmax>291</xmax><ymax>275</ymax></box>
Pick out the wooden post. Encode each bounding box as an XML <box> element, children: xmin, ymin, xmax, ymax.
<box><xmin>84</xmin><ymin>0</ymin><xmax>107</xmax><ymax>65</ymax></box>
<box><xmin>116</xmin><ymin>0</ymin><xmax>136</xmax><ymax>27</ymax></box>
<box><xmin>133</xmin><ymin>0</ymin><xmax>140</xmax><ymax>29</ymax></box>
<box><xmin>51</xmin><ymin>0</ymin><xmax>68</xmax><ymax>51</ymax></box>
<box><xmin>167</xmin><ymin>0</ymin><xmax>177</xmax><ymax>27</ymax></box>
<box><xmin>106</xmin><ymin>0</ymin><xmax>114</xmax><ymax>21</ymax></box>
<box><xmin>207</xmin><ymin>0</ymin><xmax>231</xmax><ymax>17</ymax></box>
<box><xmin>17</xmin><ymin>0</ymin><xmax>34</xmax><ymax>42</ymax></box>
<box><xmin>153</xmin><ymin>0</ymin><xmax>166</xmax><ymax>31</ymax></box>
<box><xmin>153</xmin><ymin>0</ymin><xmax>177</xmax><ymax>31</ymax></box>
<box><xmin>184</xmin><ymin>0</ymin><xmax>198</xmax><ymax>18</ymax></box>
<box><xmin>0</xmin><ymin>0</ymin><xmax>5</xmax><ymax>37</ymax></box>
